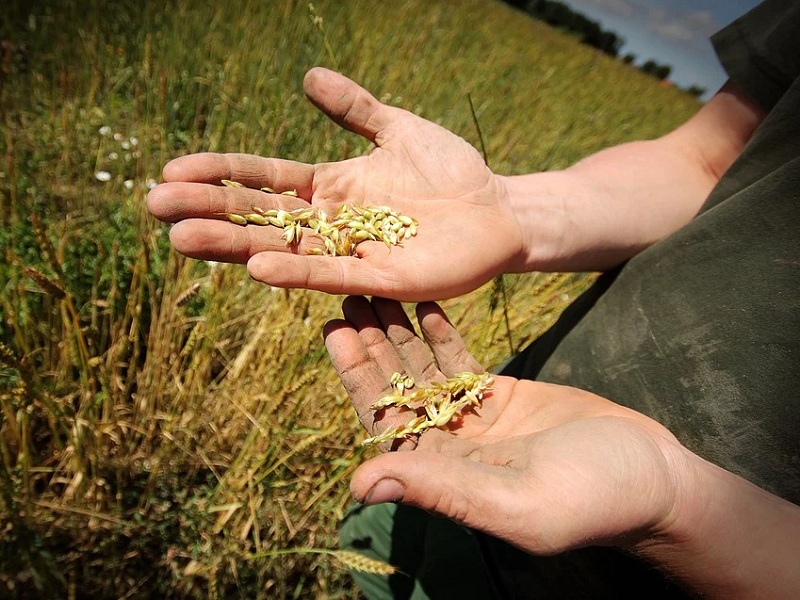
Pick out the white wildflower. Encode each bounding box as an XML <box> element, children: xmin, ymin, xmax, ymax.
<box><xmin>129</xmin><ymin>137</ymin><xmax>138</xmax><ymax>146</ymax></box>
<box><xmin>121</xmin><ymin>140</ymin><xmax>131</xmax><ymax>150</ymax></box>
<box><xmin>108</xmin><ymin>152</ymin><xmax>118</xmax><ymax>160</ymax></box>
<box><xmin>113</xmin><ymin>132</ymin><xmax>123</xmax><ymax>141</ymax></box>
<box><xmin>94</xmin><ymin>171</ymin><xmax>112</xmax><ymax>182</ymax></box>
<box><xmin>123</xmin><ymin>179</ymin><xmax>134</xmax><ymax>190</ymax></box>
<box><xmin>99</xmin><ymin>126</ymin><xmax>112</xmax><ymax>136</ymax></box>
<box><xmin>146</xmin><ymin>178</ymin><xmax>157</xmax><ymax>190</ymax></box>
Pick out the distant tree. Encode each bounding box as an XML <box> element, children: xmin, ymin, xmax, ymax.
<box><xmin>622</xmin><ymin>53</ymin><xmax>636</xmax><ymax>65</ymax></box>
<box><xmin>684</xmin><ymin>85</ymin><xmax>707</xmax><ymax>98</ymax></box>
<box><xmin>639</xmin><ymin>59</ymin><xmax>672</xmax><ymax>81</ymax></box>
<box><xmin>653</xmin><ymin>64</ymin><xmax>672</xmax><ymax>80</ymax></box>
<box><xmin>640</xmin><ymin>59</ymin><xmax>659</xmax><ymax>76</ymax></box>
<box><xmin>514</xmin><ymin>0</ymin><xmax>622</xmax><ymax>57</ymax></box>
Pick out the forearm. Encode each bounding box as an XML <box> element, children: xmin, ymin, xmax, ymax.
<box><xmin>635</xmin><ymin>455</ymin><xmax>800</xmax><ymax>598</ymax></box>
<box><xmin>502</xmin><ymin>82</ymin><xmax>765</xmax><ymax>273</ymax></box>
<box><xmin>502</xmin><ymin>139</ymin><xmax>716</xmax><ymax>272</ymax></box>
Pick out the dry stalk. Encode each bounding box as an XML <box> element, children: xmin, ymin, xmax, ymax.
<box><xmin>24</xmin><ymin>267</ymin><xmax>67</xmax><ymax>299</ymax></box>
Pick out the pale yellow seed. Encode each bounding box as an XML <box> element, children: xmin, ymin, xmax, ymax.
<box><xmin>244</xmin><ymin>213</ymin><xmax>268</xmax><ymax>225</ymax></box>
<box><xmin>225</xmin><ymin>213</ymin><xmax>248</xmax><ymax>225</ymax></box>
<box><xmin>218</xmin><ymin>182</ymin><xmax>418</xmax><ymax>257</ymax></box>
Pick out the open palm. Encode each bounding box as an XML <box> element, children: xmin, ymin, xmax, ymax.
<box><xmin>147</xmin><ymin>68</ymin><xmax>523</xmax><ymax>301</ymax></box>
<box><xmin>324</xmin><ymin>296</ymin><xmax>695</xmax><ymax>556</ymax></box>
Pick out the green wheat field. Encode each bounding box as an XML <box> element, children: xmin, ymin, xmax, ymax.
<box><xmin>0</xmin><ymin>0</ymin><xmax>700</xmax><ymax>597</ymax></box>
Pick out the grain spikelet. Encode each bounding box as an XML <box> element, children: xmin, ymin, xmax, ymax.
<box><xmin>181</xmin><ymin>320</ymin><xmax>205</xmax><ymax>358</ymax></box>
<box><xmin>281</xmin><ymin>368</ymin><xmax>320</xmax><ymax>395</ymax></box>
<box><xmin>0</xmin><ymin>342</ymin><xmax>20</xmax><ymax>368</ymax></box>
<box><xmin>175</xmin><ymin>282</ymin><xmax>201</xmax><ymax>307</ymax></box>
<box><xmin>333</xmin><ymin>550</ymin><xmax>397</xmax><ymax>575</ymax></box>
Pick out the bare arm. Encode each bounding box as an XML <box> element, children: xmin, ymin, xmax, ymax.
<box><xmin>505</xmin><ymin>81</ymin><xmax>766</xmax><ymax>272</ymax></box>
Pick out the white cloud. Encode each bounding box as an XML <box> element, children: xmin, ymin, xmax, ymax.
<box><xmin>647</xmin><ymin>8</ymin><xmax>718</xmax><ymax>47</ymax></box>
<box><xmin>581</xmin><ymin>0</ymin><xmax>637</xmax><ymax>17</ymax></box>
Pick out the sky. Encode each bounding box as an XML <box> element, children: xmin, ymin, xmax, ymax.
<box><xmin>561</xmin><ymin>0</ymin><xmax>764</xmax><ymax>98</ymax></box>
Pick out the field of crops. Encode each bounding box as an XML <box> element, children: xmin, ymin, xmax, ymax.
<box><xmin>0</xmin><ymin>0</ymin><xmax>700</xmax><ymax>597</ymax></box>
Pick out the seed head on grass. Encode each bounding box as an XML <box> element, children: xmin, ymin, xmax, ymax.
<box><xmin>333</xmin><ymin>550</ymin><xmax>398</xmax><ymax>575</ymax></box>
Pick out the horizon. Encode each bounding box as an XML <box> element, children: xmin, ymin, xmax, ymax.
<box><xmin>557</xmin><ymin>0</ymin><xmax>764</xmax><ymax>99</ymax></box>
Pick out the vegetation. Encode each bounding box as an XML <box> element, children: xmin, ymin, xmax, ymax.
<box><xmin>504</xmin><ymin>0</ymin><xmax>624</xmax><ymax>57</ymax></box>
<box><xmin>0</xmin><ymin>0</ymin><xmax>700</xmax><ymax>597</ymax></box>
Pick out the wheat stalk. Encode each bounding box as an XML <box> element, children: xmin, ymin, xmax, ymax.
<box><xmin>245</xmin><ymin>547</ymin><xmax>398</xmax><ymax>576</ymax></box>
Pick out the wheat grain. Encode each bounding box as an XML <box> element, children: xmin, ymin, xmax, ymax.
<box><xmin>218</xmin><ymin>180</ymin><xmax>419</xmax><ymax>256</ymax></box>
<box><xmin>221</xmin><ymin>179</ymin><xmax>245</xmax><ymax>188</ymax></box>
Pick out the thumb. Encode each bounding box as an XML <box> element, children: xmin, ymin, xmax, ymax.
<box><xmin>303</xmin><ymin>67</ymin><xmax>397</xmax><ymax>144</ymax></box>
<box><xmin>351</xmin><ymin>450</ymin><xmax>514</xmax><ymax>531</ymax></box>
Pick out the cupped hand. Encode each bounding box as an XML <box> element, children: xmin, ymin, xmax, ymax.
<box><xmin>324</xmin><ymin>296</ymin><xmax>700</xmax><ymax>556</ymax></box>
<box><xmin>147</xmin><ymin>67</ymin><xmax>524</xmax><ymax>301</ymax></box>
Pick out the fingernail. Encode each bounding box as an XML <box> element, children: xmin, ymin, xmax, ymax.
<box><xmin>364</xmin><ymin>479</ymin><xmax>405</xmax><ymax>505</ymax></box>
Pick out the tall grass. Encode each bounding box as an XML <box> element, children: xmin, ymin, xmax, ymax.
<box><xmin>0</xmin><ymin>0</ymin><xmax>699</xmax><ymax>596</ymax></box>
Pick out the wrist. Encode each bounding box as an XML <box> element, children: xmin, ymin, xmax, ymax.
<box><xmin>497</xmin><ymin>172</ymin><xmax>576</xmax><ymax>273</ymax></box>
<box><xmin>632</xmin><ymin>447</ymin><xmax>800</xmax><ymax>598</ymax></box>
<box><xmin>498</xmin><ymin>169</ymin><xmax>641</xmax><ymax>273</ymax></box>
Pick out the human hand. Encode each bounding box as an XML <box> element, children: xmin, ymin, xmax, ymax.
<box><xmin>147</xmin><ymin>68</ymin><xmax>524</xmax><ymax>301</ymax></box>
<box><xmin>324</xmin><ymin>296</ymin><xmax>699</xmax><ymax>556</ymax></box>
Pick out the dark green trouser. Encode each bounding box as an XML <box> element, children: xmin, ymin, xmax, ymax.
<box><xmin>339</xmin><ymin>502</ymin><xmax>689</xmax><ymax>599</ymax></box>
<box><xmin>338</xmin><ymin>503</ymin><xmax>496</xmax><ymax>600</ymax></box>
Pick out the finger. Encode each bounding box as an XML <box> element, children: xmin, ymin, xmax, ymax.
<box><xmin>147</xmin><ymin>181</ymin><xmax>309</xmax><ymax>223</ymax></box>
<box><xmin>247</xmin><ymin>251</ymin><xmax>426</xmax><ymax>301</ymax></box>
<box><xmin>416</xmin><ymin>302</ymin><xmax>484</xmax><ymax>377</ymax></box>
<box><xmin>370</xmin><ymin>298</ymin><xmax>442</xmax><ymax>383</ymax></box>
<box><xmin>350</xmin><ymin>450</ymin><xmax>518</xmax><ymax>539</ymax></box>
<box><xmin>323</xmin><ymin>318</ymin><xmax>393</xmax><ymax>422</ymax></box>
<box><xmin>169</xmin><ymin>219</ymin><xmax>325</xmax><ymax>263</ymax></box>
<box><xmin>161</xmin><ymin>153</ymin><xmax>315</xmax><ymax>197</ymax></box>
<box><xmin>340</xmin><ymin>296</ymin><xmax>405</xmax><ymax>379</ymax></box>
<box><xmin>323</xmin><ymin>316</ymin><xmax>417</xmax><ymax>449</ymax></box>
<box><xmin>303</xmin><ymin>67</ymin><xmax>400</xmax><ymax>145</ymax></box>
